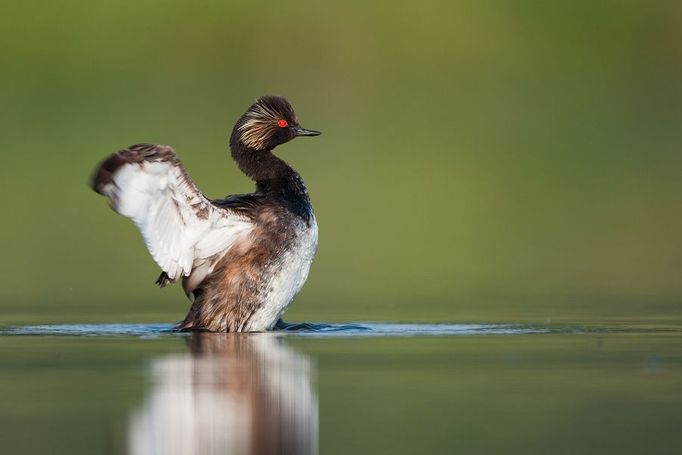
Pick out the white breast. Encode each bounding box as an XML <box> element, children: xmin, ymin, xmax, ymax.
<box><xmin>245</xmin><ymin>217</ymin><xmax>319</xmax><ymax>331</ymax></box>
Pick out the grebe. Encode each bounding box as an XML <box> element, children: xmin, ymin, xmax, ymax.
<box><xmin>91</xmin><ymin>96</ymin><xmax>320</xmax><ymax>332</ymax></box>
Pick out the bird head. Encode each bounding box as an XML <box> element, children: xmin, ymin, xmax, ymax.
<box><xmin>233</xmin><ymin>96</ymin><xmax>321</xmax><ymax>151</ymax></box>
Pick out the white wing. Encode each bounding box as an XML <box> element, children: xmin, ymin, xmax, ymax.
<box><xmin>92</xmin><ymin>144</ymin><xmax>253</xmax><ymax>281</ymax></box>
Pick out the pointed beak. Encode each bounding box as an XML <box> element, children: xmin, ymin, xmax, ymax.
<box><xmin>294</xmin><ymin>126</ymin><xmax>321</xmax><ymax>137</ymax></box>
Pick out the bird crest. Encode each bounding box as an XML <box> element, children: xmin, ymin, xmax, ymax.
<box><xmin>238</xmin><ymin>96</ymin><xmax>296</xmax><ymax>150</ymax></box>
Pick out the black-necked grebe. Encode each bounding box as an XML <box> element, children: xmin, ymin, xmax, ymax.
<box><xmin>92</xmin><ymin>96</ymin><xmax>321</xmax><ymax>332</ymax></box>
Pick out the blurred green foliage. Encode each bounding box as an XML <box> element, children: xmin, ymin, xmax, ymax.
<box><xmin>1</xmin><ymin>0</ymin><xmax>681</xmax><ymax>325</ymax></box>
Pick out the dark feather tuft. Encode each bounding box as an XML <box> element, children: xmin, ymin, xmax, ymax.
<box><xmin>90</xmin><ymin>144</ymin><xmax>177</xmax><ymax>194</ymax></box>
<box><xmin>156</xmin><ymin>272</ymin><xmax>173</xmax><ymax>288</ymax></box>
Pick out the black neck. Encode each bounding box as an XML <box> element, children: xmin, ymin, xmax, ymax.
<box><xmin>229</xmin><ymin>136</ymin><xmax>309</xmax><ymax>200</ymax></box>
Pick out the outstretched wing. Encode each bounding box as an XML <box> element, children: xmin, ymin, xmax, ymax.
<box><xmin>91</xmin><ymin>143</ymin><xmax>253</xmax><ymax>282</ymax></box>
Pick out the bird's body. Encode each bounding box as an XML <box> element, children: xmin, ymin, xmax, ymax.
<box><xmin>92</xmin><ymin>96</ymin><xmax>321</xmax><ymax>332</ymax></box>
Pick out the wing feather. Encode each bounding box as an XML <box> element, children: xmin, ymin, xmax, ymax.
<box><xmin>92</xmin><ymin>144</ymin><xmax>253</xmax><ymax>281</ymax></box>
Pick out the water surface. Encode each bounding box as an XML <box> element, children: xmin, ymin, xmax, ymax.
<box><xmin>2</xmin><ymin>322</ymin><xmax>554</xmax><ymax>337</ymax></box>
<box><xmin>1</xmin><ymin>322</ymin><xmax>681</xmax><ymax>454</ymax></box>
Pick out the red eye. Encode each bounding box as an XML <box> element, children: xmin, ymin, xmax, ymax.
<box><xmin>277</xmin><ymin>119</ymin><xmax>288</xmax><ymax>128</ymax></box>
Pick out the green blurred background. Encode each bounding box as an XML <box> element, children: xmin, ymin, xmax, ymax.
<box><xmin>1</xmin><ymin>0</ymin><xmax>681</xmax><ymax>326</ymax></box>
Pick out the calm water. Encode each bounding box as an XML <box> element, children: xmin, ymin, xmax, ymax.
<box><xmin>1</xmin><ymin>323</ymin><xmax>681</xmax><ymax>454</ymax></box>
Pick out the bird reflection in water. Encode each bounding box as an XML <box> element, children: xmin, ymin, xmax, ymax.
<box><xmin>128</xmin><ymin>333</ymin><xmax>318</xmax><ymax>455</ymax></box>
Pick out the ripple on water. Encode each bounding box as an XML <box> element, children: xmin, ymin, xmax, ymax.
<box><xmin>0</xmin><ymin>322</ymin><xmax>560</xmax><ymax>338</ymax></box>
